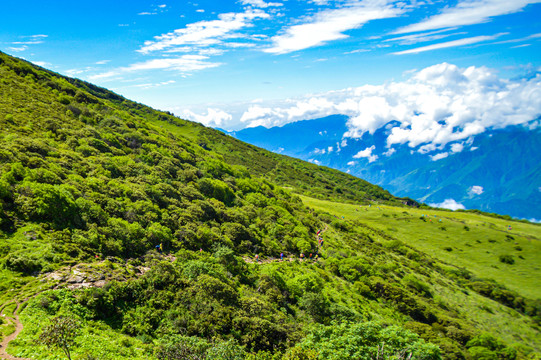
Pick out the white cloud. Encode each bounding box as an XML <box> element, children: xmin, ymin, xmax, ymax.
<box><xmin>430</xmin><ymin>152</ymin><xmax>449</xmax><ymax>161</ymax></box>
<box><xmin>429</xmin><ymin>199</ymin><xmax>466</xmax><ymax>210</ymax></box>
<box><xmin>393</xmin><ymin>33</ymin><xmax>506</xmax><ymax>55</ymax></box>
<box><xmin>492</xmin><ymin>32</ymin><xmax>541</xmax><ymax>45</ymax></box>
<box><xmin>344</xmin><ymin>49</ymin><xmax>371</xmax><ymax>54</ymax></box>
<box><xmin>511</xmin><ymin>44</ymin><xmax>531</xmax><ymax>48</ymax></box>
<box><xmin>8</xmin><ymin>46</ymin><xmax>28</xmax><ymax>52</ymax></box>
<box><xmin>88</xmin><ymin>55</ymin><xmax>220</xmax><ymax>81</ymax></box>
<box><xmin>132</xmin><ymin>80</ymin><xmax>176</xmax><ymax>89</ymax></box>
<box><xmin>353</xmin><ymin>145</ymin><xmax>378</xmax><ymax>162</ymax></box>
<box><xmin>66</xmin><ymin>69</ymin><xmax>86</xmax><ymax>76</ymax></box>
<box><xmin>328</xmin><ymin>146</ymin><xmax>334</xmax><ymax>153</ymax></box>
<box><xmin>12</xmin><ymin>40</ymin><xmax>45</xmax><ymax>45</ymax></box>
<box><xmin>240</xmin><ymin>0</ymin><xmax>283</xmax><ymax>8</ymax></box>
<box><xmin>419</xmin><ymin>143</ymin><xmax>438</xmax><ymax>154</ymax></box>
<box><xmin>450</xmin><ymin>142</ymin><xmax>464</xmax><ymax>153</ymax></box>
<box><xmin>95</xmin><ymin>60</ymin><xmax>110</xmax><ymax>65</ymax></box>
<box><xmin>384</xmin><ymin>28</ymin><xmax>464</xmax><ymax>45</ymax></box>
<box><xmin>341</xmin><ymin>139</ymin><xmax>347</xmax><ymax>147</ymax></box>
<box><xmin>198</xmin><ymin>63</ymin><xmax>541</xmax><ymax>150</ymax></box>
<box><xmin>394</xmin><ymin>0</ymin><xmax>541</xmax><ymax>34</ymax></box>
<box><xmin>125</xmin><ymin>56</ymin><xmax>221</xmax><ymax>72</ymax></box>
<box><xmin>139</xmin><ymin>10</ymin><xmax>269</xmax><ymax>54</ymax></box>
<box><xmin>469</xmin><ymin>185</ymin><xmax>484</xmax><ymax>195</ymax></box>
<box><xmin>347</xmin><ymin>161</ymin><xmax>356</xmax><ymax>166</ymax></box>
<box><xmin>264</xmin><ymin>0</ymin><xmax>406</xmax><ymax>54</ymax></box>
<box><xmin>13</xmin><ymin>34</ymin><xmax>48</xmax><ymax>46</ymax></box>
<box><xmin>181</xmin><ymin>108</ymin><xmax>233</xmax><ymax>127</ymax></box>
<box><xmin>383</xmin><ymin>147</ymin><xmax>396</xmax><ymax>156</ymax></box>
<box><xmin>31</xmin><ymin>61</ymin><xmax>49</xmax><ymax>67</ymax></box>
<box><xmin>138</xmin><ymin>12</ymin><xmax>156</xmax><ymax>15</ymax></box>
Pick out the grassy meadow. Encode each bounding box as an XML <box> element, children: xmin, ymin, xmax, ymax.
<box><xmin>299</xmin><ymin>195</ymin><xmax>541</xmax><ymax>299</ymax></box>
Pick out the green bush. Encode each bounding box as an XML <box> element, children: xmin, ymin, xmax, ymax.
<box><xmin>499</xmin><ymin>255</ymin><xmax>514</xmax><ymax>265</ymax></box>
<box><xmin>297</xmin><ymin>321</ymin><xmax>441</xmax><ymax>360</ymax></box>
<box><xmin>58</xmin><ymin>94</ymin><xmax>72</xmax><ymax>104</ymax></box>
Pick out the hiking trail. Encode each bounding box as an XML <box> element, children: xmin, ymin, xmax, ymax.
<box><xmin>0</xmin><ymin>301</ymin><xmax>32</xmax><ymax>360</ymax></box>
<box><xmin>244</xmin><ymin>224</ymin><xmax>329</xmax><ymax>264</ymax></box>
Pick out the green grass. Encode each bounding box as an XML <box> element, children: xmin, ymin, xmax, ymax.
<box><xmin>150</xmin><ymin>117</ymin><xmax>202</xmax><ymax>141</ymax></box>
<box><xmin>299</xmin><ymin>195</ymin><xmax>541</xmax><ymax>299</ymax></box>
<box><xmin>10</xmin><ymin>294</ymin><xmax>153</xmax><ymax>359</ymax></box>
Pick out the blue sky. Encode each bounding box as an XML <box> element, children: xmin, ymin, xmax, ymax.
<box><xmin>1</xmin><ymin>0</ymin><xmax>540</xmax><ymax>132</ymax></box>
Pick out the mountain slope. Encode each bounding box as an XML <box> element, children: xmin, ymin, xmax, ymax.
<box><xmin>230</xmin><ymin>117</ymin><xmax>541</xmax><ymax>220</ymax></box>
<box><xmin>0</xmin><ymin>51</ymin><xmax>540</xmax><ymax>360</ymax></box>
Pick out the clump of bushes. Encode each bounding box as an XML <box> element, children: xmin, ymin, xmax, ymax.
<box><xmin>499</xmin><ymin>254</ymin><xmax>514</xmax><ymax>265</ymax></box>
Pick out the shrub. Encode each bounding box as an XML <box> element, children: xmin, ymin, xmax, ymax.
<box><xmin>198</xmin><ymin>178</ymin><xmax>236</xmax><ymax>206</ymax></box>
<box><xmin>402</xmin><ymin>274</ymin><xmax>432</xmax><ymax>298</ymax></box>
<box><xmin>499</xmin><ymin>255</ymin><xmax>514</xmax><ymax>265</ymax></box>
<box><xmin>58</xmin><ymin>94</ymin><xmax>72</xmax><ymax>104</ymax></box>
<box><xmin>297</xmin><ymin>321</ymin><xmax>441</xmax><ymax>360</ymax></box>
<box><xmin>39</xmin><ymin>316</ymin><xmax>80</xmax><ymax>360</ymax></box>
<box><xmin>67</xmin><ymin>105</ymin><xmax>82</xmax><ymax>117</ymax></box>
<box><xmin>5</xmin><ymin>254</ymin><xmax>42</xmax><ymax>274</ymax></box>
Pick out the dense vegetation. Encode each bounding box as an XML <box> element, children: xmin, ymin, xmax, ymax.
<box><xmin>0</xmin><ymin>51</ymin><xmax>540</xmax><ymax>359</ymax></box>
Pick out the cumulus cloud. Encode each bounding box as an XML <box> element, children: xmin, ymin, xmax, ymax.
<box><xmin>429</xmin><ymin>199</ymin><xmax>466</xmax><ymax>210</ymax></box>
<box><xmin>469</xmin><ymin>185</ymin><xmax>484</xmax><ymax>195</ymax></box>
<box><xmin>31</xmin><ymin>61</ymin><xmax>50</xmax><ymax>67</ymax></box>
<box><xmin>430</xmin><ymin>152</ymin><xmax>449</xmax><ymax>161</ymax></box>
<box><xmin>353</xmin><ymin>145</ymin><xmax>378</xmax><ymax>162</ymax></box>
<box><xmin>226</xmin><ymin>63</ymin><xmax>541</xmax><ymax>151</ymax></box>
<box><xmin>264</xmin><ymin>0</ymin><xmax>406</xmax><ymax>54</ymax></box>
<box><xmin>394</xmin><ymin>0</ymin><xmax>541</xmax><ymax>34</ymax></box>
<box><xmin>450</xmin><ymin>142</ymin><xmax>464</xmax><ymax>153</ymax></box>
<box><xmin>181</xmin><ymin>108</ymin><xmax>233</xmax><ymax>127</ymax></box>
<box><xmin>347</xmin><ymin>161</ymin><xmax>356</xmax><ymax>166</ymax></box>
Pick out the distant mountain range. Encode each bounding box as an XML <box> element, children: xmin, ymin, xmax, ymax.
<box><xmin>227</xmin><ymin>115</ymin><xmax>541</xmax><ymax>220</ymax></box>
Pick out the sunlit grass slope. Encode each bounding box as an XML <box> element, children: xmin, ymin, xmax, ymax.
<box><xmin>299</xmin><ymin>196</ymin><xmax>541</xmax><ymax>299</ymax></box>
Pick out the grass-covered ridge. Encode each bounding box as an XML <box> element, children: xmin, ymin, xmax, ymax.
<box><xmin>0</xmin><ymin>51</ymin><xmax>540</xmax><ymax>359</ymax></box>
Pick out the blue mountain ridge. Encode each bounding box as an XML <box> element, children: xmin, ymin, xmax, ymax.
<box><xmin>225</xmin><ymin>116</ymin><xmax>541</xmax><ymax>220</ymax></box>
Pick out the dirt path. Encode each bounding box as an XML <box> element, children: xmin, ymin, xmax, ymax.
<box><xmin>245</xmin><ymin>224</ymin><xmax>329</xmax><ymax>264</ymax></box>
<box><xmin>0</xmin><ymin>302</ymin><xmax>32</xmax><ymax>360</ymax></box>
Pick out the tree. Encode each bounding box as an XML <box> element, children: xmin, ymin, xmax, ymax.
<box><xmin>39</xmin><ymin>316</ymin><xmax>80</xmax><ymax>360</ymax></box>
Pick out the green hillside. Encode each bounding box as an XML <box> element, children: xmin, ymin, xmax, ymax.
<box><xmin>0</xmin><ymin>51</ymin><xmax>540</xmax><ymax>360</ymax></box>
